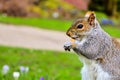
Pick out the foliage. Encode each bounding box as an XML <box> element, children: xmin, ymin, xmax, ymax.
<box><xmin>89</xmin><ymin>0</ymin><xmax>118</xmax><ymax>17</ymax></box>
<box><xmin>43</xmin><ymin>0</ymin><xmax>74</xmax><ymax>10</ymax></box>
<box><xmin>0</xmin><ymin>0</ymin><xmax>76</xmax><ymax>18</ymax></box>
<box><xmin>88</xmin><ymin>0</ymin><xmax>104</xmax><ymax>12</ymax></box>
<box><xmin>117</xmin><ymin>0</ymin><xmax>120</xmax><ymax>11</ymax></box>
<box><xmin>28</xmin><ymin>0</ymin><xmax>78</xmax><ymax>19</ymax></box>
<box><xmin>0</xmin><ymin>0</ymin><xmax>30</xmax><ymax>17</ymax></box>
<box><xmin>0</xmin><ymin>46</ymin><xmax>82</xmax><ymax>80</ymax></box>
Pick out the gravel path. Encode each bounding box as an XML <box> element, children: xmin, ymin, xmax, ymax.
<box><xmin>0</xmin><ymin>24</ymin><xmax>120</xmax><ymax>51</ymax></box>
<box><xmin>0</xmin><ymin>24</ymin><xmax>69</xmax><ymax>51</ymax></box>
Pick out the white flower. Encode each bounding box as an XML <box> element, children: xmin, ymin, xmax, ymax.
<box><xmin>13</xmin><ymin>72</ymin><xmax>20</xmax><ymax>80</ymax></box>
<box><xmin>52</xmin><ymin>12</ymin><xmax>59</xmax><ymax>18</ymax></box>
<box><xmin>2</xmin><ymin>65</ymin><xmax>9</xmax><ymax>75</ymax></box>
<box><xmin>25</xmin><ymin>67</ymin><xmax>29</xmax><ymax>73</ymax></box>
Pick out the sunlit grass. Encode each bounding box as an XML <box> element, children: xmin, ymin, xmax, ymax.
<box><xmin>0</xmin><ymin>46</ymin><xmax>82</xmax><ymax>80</ymax></box>
<box><xmin>0</xmin><ymin>15</ymin><xmax>71</xmax><ymax>32</ymax></box>
<box><xmin>103</xmin><ymin>26</ymin><xmax>120</xmax><ymax>38</ymax></box>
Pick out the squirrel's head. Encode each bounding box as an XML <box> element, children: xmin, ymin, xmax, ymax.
<box><xmin>66</xmin><ymin>11</ymin><xmax>96</xmax><ymax>40</ymax></box>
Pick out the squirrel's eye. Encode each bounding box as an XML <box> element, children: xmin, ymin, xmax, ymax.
<box><xmin>77</xmin><ymin>24</ymin><xmax>83</xmax><ymax>29</ymax></box>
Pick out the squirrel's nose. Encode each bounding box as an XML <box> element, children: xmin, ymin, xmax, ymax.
<box><xmin>66</xmin><ymin>31</ymin><xmax>71</xmax><ymax>37</ymax></box>
<box><xmin>67</xmin><ymin>33</ymin><xmax>70</xmax><ymax>37</ymax></box>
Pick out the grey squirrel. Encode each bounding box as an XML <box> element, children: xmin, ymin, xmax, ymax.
<box><xmin>64</xmin><ymin>11</ymin><xmax>120</xmax><ymax>80</ymax></box>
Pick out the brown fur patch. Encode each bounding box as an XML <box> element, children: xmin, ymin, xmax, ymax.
<box><xmin>112</xmin><ymin>38</ymin><xmax>120</xmax><ymax>48</ymax></box>
<box><xmin>96</xmin><ymin>58</ymin><xmax>105</xmax><ymax>64</ymax></box>
<box><xmin>75</xmin><ymin>19</ymin><xmax>90</xmax><ymax>33</ymax></box>
<box><xmin>85</xmin><ymin>11</ymin><xmax>95</xmax><ymax>17</ymax></box>
<box><xmin>85</xmin><ymin>11</ymin><xmax>95</xmax><ymax>26</ymax></box>
<box><xmin>66</xmin><ymin>11</ymin><xmax>95</xmax><ymax>38</ymax></box>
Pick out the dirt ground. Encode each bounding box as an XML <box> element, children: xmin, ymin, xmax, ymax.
<box><xmin>0</xmin><ymin>24</ymin><xmax>69</xmax><ymax>51</ymax></box>
<box><xmin>0</xmin><ymin>24</ymin><xmax>120</xmax><ymax>51</ymax></box>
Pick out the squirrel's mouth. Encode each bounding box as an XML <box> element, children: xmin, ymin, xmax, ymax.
<box><xmin>71</xmin><ymin>35</ymin><xmax>84</xmax><ymax>41</ymax></box>
<box><xmin>71</xmin><ymin>35</ymin><xmax>78</xmax><ymax>39</ymax></box>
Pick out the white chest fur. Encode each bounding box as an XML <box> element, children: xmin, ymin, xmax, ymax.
<box><xmin>79</xmin><ymin>57</ymin><xmax>111</xmax><ymax>80</ymax></box>
<box><xmin>74</xmin><ymin>37</ymin><xmax>111</xmax><ymax>80</ymax></box>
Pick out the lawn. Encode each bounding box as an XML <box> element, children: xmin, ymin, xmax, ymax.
<box><xmin>103</xmin><ymin>26</ymin><xmax>120</xmax><ymax>38</ymax></box>
<box><xmin>0</xmin><ymin>15</ymin><xmax>120</xmax><ymax>38</ymax></box>
<box><xmin>0</xmin><ymin>15</ymin><xmax>71</xmax><ymax>32</ymax></box>
<box><xmin>0</xmin><ymin>46</ymin><xmax>82</xmax><ymax>80</ymax></box>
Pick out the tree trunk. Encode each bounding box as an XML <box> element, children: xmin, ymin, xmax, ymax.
<box><xmin>105</xmin><ymin>0</ymin><xmax>117</xmax><ymax>17</ymax></box>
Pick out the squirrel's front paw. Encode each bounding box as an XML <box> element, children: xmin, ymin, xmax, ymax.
<box><xmin>64</xmin><ymin>41</ymin><xmax>72</xmax><ymax>51</ymax></box>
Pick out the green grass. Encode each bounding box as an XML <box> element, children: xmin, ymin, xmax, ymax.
<box><xmin>0</xmin><ymin>46</ymin><xmax>82</xmax><ymax>80</ymax></box>
<box><xmin>95</xmin><ymin>12</ymin><xmax>108</xmax><ymax>20</ymax></box>
<box><xmin>0</xmin><ymin>15</ymin><xmax>71</xmax><ymax>32</ymax></box>
<box><xmin>103</xmin><ymin>26</ymin><xmax>120</xmax><ymax>38</ymax></box>
<box><xmin>0</xmin><ymin>15</ymin><xmax>120</xmax><ymax>37</ymax></box>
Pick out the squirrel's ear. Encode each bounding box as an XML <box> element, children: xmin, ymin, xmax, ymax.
<box><xmin>85</xmin><ymin>11</ymin><xmax>96</xmax><ymax>26</ymax></box>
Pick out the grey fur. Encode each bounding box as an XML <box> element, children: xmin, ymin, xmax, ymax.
<box><xmin>64</xmin><ymin>19</ymin><xmax>120</xmax><ymax>80</ymax></box>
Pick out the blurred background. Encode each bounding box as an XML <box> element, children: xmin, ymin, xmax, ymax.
<box><xmin>0</xmin><ymin>0</ymin><xmax>120</xmax><ymax>80</ymax></box>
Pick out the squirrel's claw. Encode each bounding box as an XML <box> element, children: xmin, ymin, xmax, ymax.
<box><xmin>64</xmin><ymin>46</ymin><xmax>71</xmax><ymax>51</ymax></box>
<box><xmin>64</xmin><ymin>41</ymin><xmax>72</xmax><ymax>51</ymax></box>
